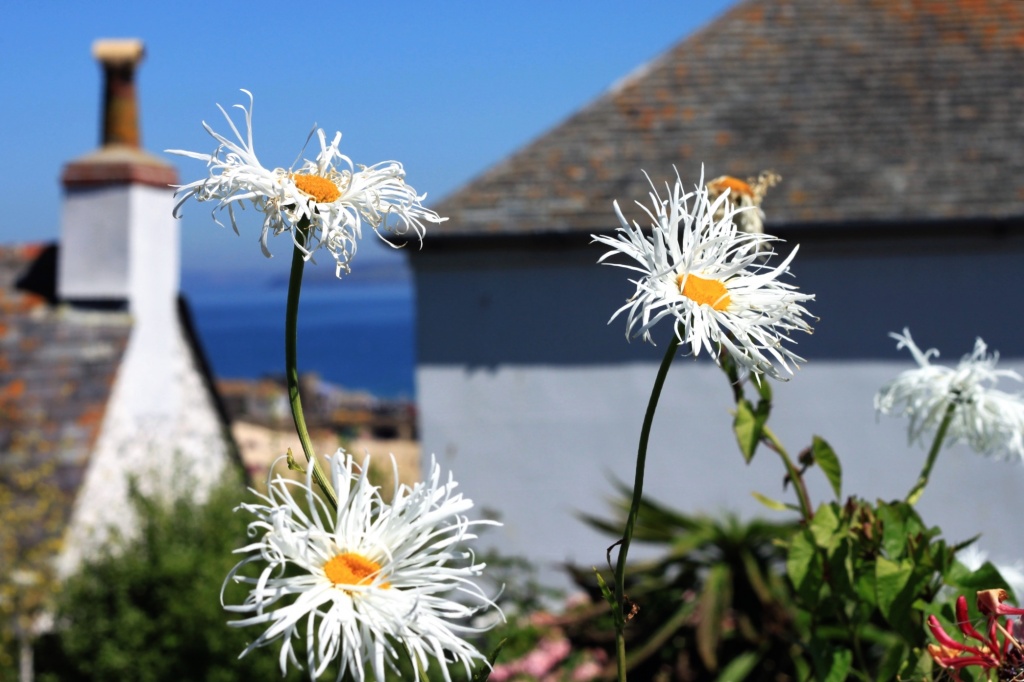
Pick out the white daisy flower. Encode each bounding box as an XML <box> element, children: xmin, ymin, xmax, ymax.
<box><xmin>592</xmin><ymin>168</ymin><xmax>814</xmax><ymax>380</ymax></box>
<box><xmin>875</xmin><ymin>329</ymin><xmax>1024</xmax><ymax>460</ymax></box>
<box><xmin>168</xmin><ymin>90</ymin><xmax>445</xmax><ymax>276</ymax></box>
<box><xmin>223</xmin><ymin>451</ymin><xmax>498</xmax><ymax>681</ymax></box>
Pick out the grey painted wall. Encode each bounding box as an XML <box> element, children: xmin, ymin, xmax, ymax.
<box><xmin>417</xmin><ymin>228</ymin><xmax>1024</xmax><ymax>364</ymax></box>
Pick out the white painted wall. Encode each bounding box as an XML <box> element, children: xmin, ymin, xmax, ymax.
<box><xmin>59</xmin><ymin>186</ymin><xmax>131</xmax><ymax>300</ymax></box>
<box><xmin>58</xmin><ymin>184</ymin><xmax>179</xmax><ymax>309</ymax></box>
<box><xmin>418</xmin><ymin>359</ymin><xmax>1024</xmax><ymax>589</ymax></box>
<box><xmin>57</xmin><ymin>317</ymin><xmax>231</xmax><ymax>578</ymax></box>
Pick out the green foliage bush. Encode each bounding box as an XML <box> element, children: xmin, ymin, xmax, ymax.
<box><xmin>36</xmin><ymin>474</ymin><xmax>304</xmax><ymax>682</ymax></box>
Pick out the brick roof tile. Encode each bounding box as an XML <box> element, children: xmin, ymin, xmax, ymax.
<box><xmin>434</xmin><ymin>0</ymin><xmax>1024</xmax><ymax>236</ymax></box>
<box><xmin>0</xmin><ymin>244</ymin><xmax>130</xmax><ymax>545</ymax></box>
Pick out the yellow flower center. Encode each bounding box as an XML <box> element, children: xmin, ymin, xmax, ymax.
<box><xmin>678</xmin><ymin>273</ymin><xmax>731</xmax><ymax>311</ymax></box>
<box><xmin>293</xmin><ymin>173</ymin><xmax>341</xmax><ymax>203</ymax></box>
<box><xmin>323</xmin><ymin>552</ymin><xmax>390</xmax><ymax>589</ymax></box>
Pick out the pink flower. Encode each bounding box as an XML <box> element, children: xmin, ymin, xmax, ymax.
<box><xmin>520</xmin><ymin>636</ymin><xmax>571</xmax><ymax>676</ymax></box>
<box><xmin>978</xmin><ymin>588</ymin><xmax>1024</xmax><ymax>617</ymax></box>
<box><xmin>927</xmin><ymin>593</ymin><xmax>1024</xmax><ymax>680</ymax></box>
<box><xmin>489</xmin><ymin>634</ymin><xmax>572</xmax><ymax>680</ymax></box>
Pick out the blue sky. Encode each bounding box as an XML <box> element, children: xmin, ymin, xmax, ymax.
<box><xmin>2</xmin><ymin>1</ymin><xmax>735</xmax><ymax>291</ymax></box>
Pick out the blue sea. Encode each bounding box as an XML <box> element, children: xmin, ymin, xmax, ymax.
<box><xmin>186</xmin><ymin>282</ymin><xmax>416</xmax><ymax>399</ymax></box>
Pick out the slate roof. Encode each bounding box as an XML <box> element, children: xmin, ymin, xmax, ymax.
<box><xmin>434</xmin><ymin>0</ymin><xmax>1024</xmax><ymax>236</ymax></box>
<box><xmin>0</xmin><ymin>243</ymin><xmax>131</xmax><ymax>541</ymax></box>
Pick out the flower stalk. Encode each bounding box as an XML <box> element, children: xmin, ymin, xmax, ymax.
<box><xmin>613</xmin><ymin>329</ymin><xmax>681</xmax><ymax>682</ymax></box>
<box><xmin>905</xmin><ymin>400</ymin><xmax>956</xmax><ymax>505</ymax></box>
<box><xmin>761</xmin><ymin>425</ymin><xmax>813</xmax><ymax>523</ymax></box>
<box><xmin>286</xmin><ymin>218</ymin><xmax>338</xmax><ymax>510</ymax></box>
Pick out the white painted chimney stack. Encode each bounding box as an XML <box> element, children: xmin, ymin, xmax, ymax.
<box><xmin>58</xmin><ymin>39</ymin><xmax>179</xmax><ymax>311</ymax></box>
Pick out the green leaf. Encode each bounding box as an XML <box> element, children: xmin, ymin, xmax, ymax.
<box><xmin>875</xmin><ymin>556</ymin><xmax>913</xmax><ymax>627</ymax></box>
<box><xmin>787</xmin><ymin>529</ymin><xmax>824</xmax><ymax>606</ymax></box>
<box><xmin>471</xmin><ymin>639</ymin><xmax>507</xmax><ymax>682</ymax></box>
<box><xmin>734</xmin><ymin>399</ymin><xmax>757</xmax><ymax>463</ymax></box>
<box><xmin>734</xmin><ymin>399</ymin><xmax>769</xmax><ymax>463</ymax></box>
<box><xmin>823</xmin><ymin>647</ymin><xmax>853</xmax><ymax>682</ymax></box>
<box><xmin>826</xmin><ymin>539</ymin><xmax>855</xmax><ymax>597</ymax></box>
<box><xmin>713</xmin><ymin>651</ymin><xmax>760</xmax><ymax>682</ymax></box>
<box><xmin>811</xmin><ymin>436</ymin><xmax>842</xmax><ymax>500</ymax></box>
<box><xmin>751</xmin><ymin>491</ymin><xmax>790</xmax><ymax>511</ymax></box>
<box><xmin>593</xmin><ymin>568</ymin><xmax>616</xmax><ymax>612</ymax></box>
<box><xmin>854</xmin><ymin>565</ymin><xmax>878</xmax><ymax>609</ymax></box>
<box><xmin>875</xmin><ymin>641</ymin><xmax>906</xmax><ymax>682</ymax></box>
<box><xmin>738</xmin><ymin>547</ymin><xmax>774</xmax><ymax>605</ymax></box>
<box><xmin>791</xmin><ymin>654</ymin><xmax>812</xmax><ymax>682</ymax></box>
<box><xmin>809</xmin><ymin>503</ymin><xmax>841</xmax><ymax>550</ymax></box>
<box><xmin>902</xmin><ymin>646</ymin><xmax>934</xmax><ymax>681</ymax></box>
<box><xmin>948</xmin><ymin>559</ymin><xmax>1014</xmax><ymax>595</ymax></box>
<box><xmin>755</xmin><ymin>375</ymin><xmax>773</xmax><ymax>403</ymax></box>
<box><xmin>877</xmin><ymin>503</ymin><xmax>911</xmax><ymax>560</ymax></box>
<box><xmin>696</xmin><ymin>564</ymin><xmax>733</xmax><ymax>671</ymax></box>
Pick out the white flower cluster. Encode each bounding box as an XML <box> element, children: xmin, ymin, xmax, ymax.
<box><xmin>224</xmin><ymin>452</ymin><xmax>497</xmax><ymax>681</ymax></box>
<box><xmin>593</xmin><ymin>168</ymin><xmax>814</xmax><ymax>380</ymax></box>
<box><xmin>875</xmin><ymin>329</ymin><xmax>1024</xmax><ymax>460</ymax></box>
<box><xmin>169</xmin><ymin>91</ymin><xmax>445</xmax><ymax>277</ymax></box>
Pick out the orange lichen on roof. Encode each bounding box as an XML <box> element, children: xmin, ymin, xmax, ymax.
<box><xmin>18</xmin><ymin>243</ymin><xmax>46</xmax><ymax>260</ymax></box>
<box><xmin>2</xmin><ymin>378</ymin><xmax>27</xmax><ymax>400</ymax></box>
<box><xmin>886</xmin><ymin>0</ymin><xmax>1024</xmax><ymax>49</ymax></box>
<box><xmin>630</xmin><ymin>106</ymin><xmax>654</xmax><ymax>131</ymax></box>
<box><xmin>0</xmin><ymin>291</ymin><xmax>44</xmax><ymax>315</ymax></box>
<box><xmin>734</xmin><ymin>3</ymin><xmax>765</xmax><ymax>24</ymax></box>
<box><xmin>76</xmin><ymin>404</ymin><xmax>107</xmax><ymax>430</ymax></box>
<box><xmin>922</xmin><ymin>0</ymin><xmax>950</xmax><ymax>15</ymax></box>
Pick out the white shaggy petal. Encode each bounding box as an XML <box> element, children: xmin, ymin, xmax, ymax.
<box><xmin>224</xmin><ymin>451</ymin><xmax>499</xmax><ymax>681</ymax></box>
<box><xmin>593</xmin><ymin>168</ymin><xmax>814</xmax><ymax>380</ymax></box>
<box><xmin>875</xmin><ymin>329</ymin><xmax>1024</xmax><ymax>461</ymax></box>
<box><xmin>168</xmin><ymin>90</ymin><xmax>446</xmax><ymax>277</ymax></box>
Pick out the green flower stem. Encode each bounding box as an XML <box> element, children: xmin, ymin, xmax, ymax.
<box><xmin>286</xmin><ymin>222</ymin><xmax>339</xmax><ymax>510</ymax></box>
<box><xmin>614</xmin><ymin>331</ymin><xmax>681</xmax><ymax>682</ymax></box>
<box><xmin>761</xmin><ymin>426</ymin><xmax>813</xmax><ymax>523</ymax></box>
<box><xmin>906</xmin><ymin>401</ymin><xmax>957</xmax><ymax>505</ymax></box>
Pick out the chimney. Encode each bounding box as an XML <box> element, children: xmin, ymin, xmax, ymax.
<box><xmin>58</xmin><ymin>38</ymin><xmax>179</xmax><ymax>308</ymax></box>
<box><xmin>96</xmin><ymin>39</ymin><xmax>143</xmax><ymax>148</ymax></box>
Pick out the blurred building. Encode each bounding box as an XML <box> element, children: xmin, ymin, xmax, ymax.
<box><xmin>413</xmin><ymin>0</ymin><xmax>1024</xmax><ymax>581</ymax></box>
<box><xmin>0</xmin><ymin>40</ymin><xmax>237</xmax><ymax>581</ymax></box>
